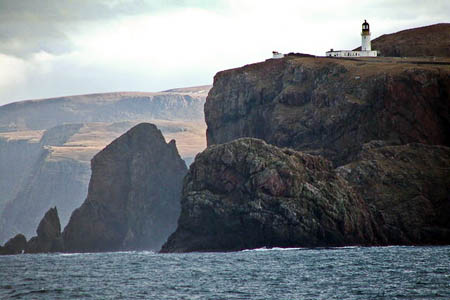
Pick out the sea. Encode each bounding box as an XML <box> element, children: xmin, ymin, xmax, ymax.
<box><xmin>1</xmin><ymin>246</ymin><xmax>449</xmax><ymax>299</ymax></box>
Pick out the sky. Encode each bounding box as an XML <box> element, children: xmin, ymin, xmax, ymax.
<box><xmin>0</xmin><ymin>0</ymin><xmax>449</xmax><ymax>105</ymax></box>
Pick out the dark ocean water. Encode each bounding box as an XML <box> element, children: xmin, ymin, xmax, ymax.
<box><xmin>0</xmin><ymin>246</ymin><xmax>449</xmax><ymax>299</ymax></box>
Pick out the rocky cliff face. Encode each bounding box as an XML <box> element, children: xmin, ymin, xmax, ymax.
<box><xmin>205</xmin><ymin>56</ymin><xmax>449</xmax><ymax>166</ymax></box>
<box><xmin>25</xmin><ymin>207</ymin><xmax>64</xmax><ymax>253</ymax></box>
<box><xmin>63</xmin><ymin>123</ymin><xmax>187</xmax><ymax>252</ymax></box>
<box><xmin>161</xmin><ymin>138</ymin><xmax>381</xmax><ymax>253</ymax></box>
<box><xmin>337</xmin><ymin>142</ymin><xmax>450</xmax><ymax>245</ymax></box>
<box><xmin>354</xmin><ymin>23</ymin><xmax>450</xmax><ymax>58</ymax></box>
<box><xmin>162</xmin><ymin>139</ymin><xmax>450</xmax><ymax>252</ymax></box>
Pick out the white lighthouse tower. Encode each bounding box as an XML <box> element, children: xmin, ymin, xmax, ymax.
<box><xmin>361</xmin><ymin>20</ymin><xmax>371</xmax><ymax>51</ymax></box>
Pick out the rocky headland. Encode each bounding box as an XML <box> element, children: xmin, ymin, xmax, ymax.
<box><xmin>163</xmin><ymin>51</ymin><xmax>450</xmax><ymax>251</ymax></box>
<box><xmin>161</xmin><ymin>138</ymin><xmax>381</xmax><ymax>252</ymax></box>
<box><xmin>2</xmin><ymin>25</ymin><xmax>449</xmax><ymax>254</ymax></box>
<box><xmin>62</xmin><ymin>123</ymin><xmax>187</xmax><ymax>252</ymax></box>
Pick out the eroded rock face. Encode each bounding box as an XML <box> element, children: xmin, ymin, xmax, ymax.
<box><xmin>161</xmin><ymin>138</ymin><xmax>381</xmax><ymax>253</ymax></box>
<box><xmin>63</xmin><ymin>123</ymin><xmax>187</xmax><ymax>252</ymax></box>
<box><xmin>25</xmin><ymin>207</ymin><xmax>64</xmax><ymax>254</ymax></box>
<box><xmin>205</xmin><ymin>57</ymin><xmax>450</xmax><ymax>166</ymax></box>
<box><xmin>337</xmin><ymin>143</ymin><xmax>450</xmax><ymax>245</ymax></box>
<box><xmin>0</xmin><ymin>234</ymin><xmax>27</xmax><ymax>255</ymax></box>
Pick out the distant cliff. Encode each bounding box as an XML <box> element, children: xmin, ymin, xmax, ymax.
<box><xmin>205</xmin><ymin>56</ymin><xmax>449</xmax><ymax>166</ymax></box>
<box><xmin>354</xmin><ymin>23</ymin><xmax>450</xmax><ymax>57</ymax></box>
<box><xmin>0</xmin><ymin>134</ymin><xmax>42</xmax><ymax>212</ymax></box>
<box><xmin>0</xmin><ymin>86</ymin><xmax>209</xmax><ymax>244</ymax></box>
<box><xmin>0</xmin><ymin>87</ymin><xmax>210</xmax><ymax>132</ymax></box>
<box><xmin>63</xmin><ymin>123</ymin><xmax>187</xmax><ymax>252</ymax></box>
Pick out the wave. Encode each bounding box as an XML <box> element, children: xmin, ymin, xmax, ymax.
<box><xmin>241</xmin><ymin>246</ymin><xmax>305</xmax><ymax>252</ymax></box>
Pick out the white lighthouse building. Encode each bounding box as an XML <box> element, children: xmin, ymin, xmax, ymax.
<box><xmin>326</xmin><ymin>20</ymin><xmax>378</xmax><ymax>57</ymax></box>
<box><xmin>361</xmin><ymin>20</ymin><xmax>371</xmax><ymax>51</ymax></box>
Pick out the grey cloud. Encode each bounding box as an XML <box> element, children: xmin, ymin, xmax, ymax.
<box><xmin>0</xmin><ymin>0</ymin><xmax>226</xmax><ymax>57</ymax></box>
<box><xmin>370</xmin><ymin>0</ymin><xmax>450</xmax><ymax>20</ymax></box>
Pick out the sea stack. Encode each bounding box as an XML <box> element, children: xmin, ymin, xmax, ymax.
<box><xmin>63</xmin><ymin>123</ymin><xmax>187</xmax><ymax>252</ymax></box>
<box><xmin>25</xmin><ymin>207</ymin><xmax>64</xmax><ymax>254</ymax></box>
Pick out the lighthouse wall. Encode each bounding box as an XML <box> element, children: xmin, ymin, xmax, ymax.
<box><xmin>326</xmin><ymin>50</ymin><xmax>377</xmax><ymax>57</ymax></box>
<box><xmin>362</xmin><ymin>34</ymin><xmax>371</xmax><ymax>51</ymax></box>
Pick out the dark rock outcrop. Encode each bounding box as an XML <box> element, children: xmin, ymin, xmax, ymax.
<box><xmin>205</xmin><ymin>56</ymin><xmax>449</xmax><ymax>166</ymax></box>
<box><xmin>0</xmin><ymin>234</ymin><xmax>27</xmax><ymax>255</ymax></box>
<box><xmin>354</xmin><ymin>23</ymin><xmax>450</xmax><ymax>58</ymax></box>
<box><xmin>25</xmin><ymin>207</ymin><xmax>64</xmax><ymax>253</ymax></box>
<box><xmin>338</xmin><ymin>143</ymin><xmax>450</xmax><ymax>245</ymax></box>
<box><xmin>63</xmin><ymin>123</ymin><xmax>187</xmax><ymax>252</ymax></box>
<box><xmin>161</xmin><ymin>138</ymin><xmax>381</xmax><ymax>253</ymax></box>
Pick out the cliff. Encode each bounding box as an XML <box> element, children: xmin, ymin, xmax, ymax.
<box><xmin>205</xmin><ymin>56</ymin><xmax>449</xmax><ymax>166</ymax></box>
<box><xmin>63</xmin><ymin>123</ymin><xmax>187</xmax><ymax>252</ymax></box>
<box><xmin>162</xmin><ymin>140</ymin><xmax>450</xmax><ymax>252</ymax></box>
<box><xmin>354</xmin><ymin>23</ymin><xmax>450</xmax><ymax>57</ymax></box>
<box><xmin>161</xmin><ymin>138</ymin><xmax>381</xmax><ymax>253</ymax></box>
<box><xmin>337</xmin><ymin>142</ymin><xmax>450</xmax><ymax>245</ymax></box>
<box><xmin>163</xmin><ymin>51</ymin><xmax>450</xmax><ymax>252</ymax></box>
<box><xmin>0</xmin><ymin>133</ymin><xmax>42</xmax><ymax>213</ymax></box>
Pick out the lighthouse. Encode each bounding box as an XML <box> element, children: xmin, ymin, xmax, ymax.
<box><xmin>361</xmin><ymin>20</ymin><xmax>371</xmax><ymax>51</ymax></box>
<box><xmin>325</xmin><ymin>20</ymin><xmax>378</xmax><ymax>57</ymax></box>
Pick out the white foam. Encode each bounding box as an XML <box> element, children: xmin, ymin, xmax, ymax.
<box><xmin>241</xmin><ymin>246</ymin><xmax>304</xmax><ymax>252</ymax></box>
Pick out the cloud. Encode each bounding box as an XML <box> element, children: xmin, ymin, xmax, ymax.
<box><xmin>0</xmin><ymin>54</ymin><xmax>27</xmax><ymax>89</ymax></box>
<box><xmin>0</xmin><ymin>0</ymin><xmax>449</xmax><ymax>105</ymax></box>
<box><xmin>0</xmin><ymin>0</ymin><xmax>227</xmax><ymax>58</ymax></box>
